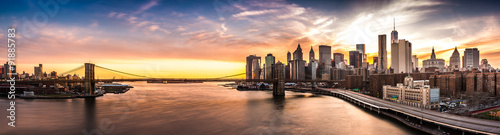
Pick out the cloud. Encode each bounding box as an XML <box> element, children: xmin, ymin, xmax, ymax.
<box><xmin>134</xmin><ymin>0</ymin><xmax>159</xmax><ymax>14</ymax></box>
<box><xmin>232</xmin><ymin>9</ymin><xmax>279</xmax><ymax>17</ymax></box>
<box><xmin>89</xmin><ymin>21</ymin><xmax>98</xmax><ymax>28</ymax></box>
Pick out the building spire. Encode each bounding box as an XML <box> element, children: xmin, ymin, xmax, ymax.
<box><xmin>393</xmin><ymin>18</ymin><xmax>395</xmax><ymax>31</ymax></box>
<box><xmin>431</xmin><ymin>46</ymin><xmax>436</xmax><ymax>60</ymax></box>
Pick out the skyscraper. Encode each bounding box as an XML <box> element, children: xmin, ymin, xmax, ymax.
<box><xmin>286</xmin><ymin>51</ymin><xmax>291</xmax><ymax>79</ymax></box>
<box><xmin>318</xmin><ymin>45</ymin><xmax>332</xmax><ymax>77</ymax></box>
<box><xmin>449</xmin><ymin>47</ymin><xmax>460</xmax><ymax>70</ymax></box>
<box><xmin>462</xmin><ymin>48</ymin><xmax>479</xmax><ymax>68</ymax></box>
<box><xmin>349</xmin><ymin>51</ymin><xmax>362</xmax><ymax>68</ymax></box>
<box><xmin>3</xmin><ymin>62</ymin><xmax>16</xmax><ymax>79</ymax></box>
<box><xmin>292</xmin><ymin>44</ymin><xmax>305</xmax><ymax>80</ymax></box>
<box><xmin>309</xmin><ymin>46</ymin><xmax>315</xmax><ymax>62</ymax></box>
<box><xmin>356</xmin><ymin>44</ymin><xmax>366</xmax><ymax>62</ymax></box>
<box><xmin>265</xmin><ymin>54</ymin><xmax>275</xmax><ymax>79</ymax></box>
<box><xmin>333</xmin><ymin>53</ymin><xmax>344</xmax><ymax>68</ymax></box>
<box><xmin>246</xmin><ymin>55</ymin><xmax>261</xmax><ymax>79</ymax></box>
<box><xmin>34</xmin><ymin>64</ymin><xmax>43</xmax><ymax>79</ymax></box>
<box><xmin>412</xmin><ymin>55</ymin><xmax>418</xmax><ymax>71</ymax></box>
<box><xmin>378</xmin><ymin>34</ymin><xmax>387</xmax><ymax>73</ymax></box>
<box><xmin>287</xmin><ymin>51</ymin><xmax>291</xmax><ymax>63</ymax></box>
<box><xmin>391</xmin><ymin>19</ymin><xmax>398</xmax><ymax>44</ymax></box>
<box><xmin>392</xmin><ymin>39</ymin><xmax>412</xmax><ymax>73</ymax></box>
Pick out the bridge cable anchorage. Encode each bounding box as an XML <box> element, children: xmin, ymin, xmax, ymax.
<box><xmin>61</xmin><ymin>65</ymin><xmax>85</xmax><ymax>75</ymax></box>
<box><xmin>95</xmin><ymin>65</ymin><xmax>149</xmax><ymax>78</ymax></box>
<box><xmin>213</xmin><ymin>72</ymin><xmax>245</xmax><ymax>79</ymax></box>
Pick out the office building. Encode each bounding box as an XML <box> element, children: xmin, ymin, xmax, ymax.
<box><xmin>378</xmin><ymin>34</ymin><xmax>387</xmax><ymax>73</ymax></box>
<box><xmin>391</xmin><ymin>19</ymin><xmax>398</xmax><ymax>44</ymax></box>
<box><xmin>286</xmin><ymin>51</ymin><xmax>291</xmax><ymax>79</ymax></box>
<box><xmin>333</xmin><ymin>53</ymin><xmax>344</xmax><ymax>68</ymax></box>
<box><xmin>349</xmin><ymin>51</ymin><xmax>362</xmax><ymax>68</ymax></box>
<box><xmin>462</xmin><ymin>48</ymin><xmax>479</xmax><ymax>69</ymax></box>
<box><xmin>356</xmin><ymin>44</ymin><xmax>366</xmax><ymax>62</ymax></box>
<box><xmin>34</xmin><ymin>64</ymin><xmax>43</xmax><ymax>79</ymax></box>
<box><xmin>391</xmin><ymin>39</ymin><xmax>412</xmax><ymax>73</ymax></box>
<box><xmin>3</xmin><ymin>62</ymin><xmax>16</xmax><ymax>79</ymax></box>
<box><xmin>308</xmin><ymin>60</ymin><xmax>318</xmax><ymax>80</ymax></box>
<box><xmin>319</xmin><ymin>45</ymin><xmax>332</xmax><ymax>78</ymax></box>
<box><xmin>265</xmin><ymin>54</ymin><xmax>275</xmax><ymax>79</ymax></box>
<box><xmin>383</xmin><ymin>76</ymin><xmax>439</xmax><ymax>109</ymax></box>
<box><xmin>246</xmin><ymin>55</ymin><xmax>261</xmax><ymax>79</ymax></box>
<box><xmin>292</xmin><ymin>44</ymin><xmax>305</xmax><ymax>80</ymax></box>
<box><xmin>309</xmin><ymin>46</ymin><xmax>315</xmax><ymax>62</ymax></box>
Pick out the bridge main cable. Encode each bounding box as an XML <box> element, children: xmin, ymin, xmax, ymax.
<box><xmin>95</xmin><ymin>65</ymin><xmax>148</xmax><ymax>78</ymax></box>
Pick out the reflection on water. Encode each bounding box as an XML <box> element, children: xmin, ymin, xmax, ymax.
<box><xmin>0</xmin><ymin>82</ymin><xmax>425</xmax><ymax>135</ymax></box>
<box><xmin>84</xmin><ymin>98</ymin><xmax>96</xmax><ymax>134</ymax></box>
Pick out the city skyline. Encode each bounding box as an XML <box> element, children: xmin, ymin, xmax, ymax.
<box><xmin>1</xmin><ymin>0</ymin><xmax>500</xmax><ymax>78</ymax></box>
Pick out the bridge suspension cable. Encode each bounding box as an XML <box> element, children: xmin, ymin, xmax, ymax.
<box><xmin>214</xmin><ymin>72</ymin><xmax>245</xmax><ymax>79</ymax></box>
<box><xmin>61</xmin><ymin>65</ymin><xmax>85</xmax><ymax>75</ymax></box>
<box><xmin>95</xmin><ymin>65</ymin><xmax>148</xmax><ymax>78</ymax></box>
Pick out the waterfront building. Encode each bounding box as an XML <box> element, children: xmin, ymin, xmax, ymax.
<box><xmin>423</xmin><ymin>47</ymin><xmax>445</xmax><ymax>72</ymax></box>
<box><xmin>449</xmin><ymin>47</ymin><xmax>461</xmax><ymax>70</ymax></box>
<box><xmin>308</xmin><ymin>59</ymin><xmax>318</xmax><ymax>80</ymax></box>
<box><xmin>34</xmin><ymin>64</ymin><xmax>43</xmax><ymax>79</ymax></box>
<box><xmin>246</xmin><ymin>55</ymin><xmax>261</xmax><ymax>79</ymax></box>
<box><xmin>391</xmin><ymin>39</ymin><xmax>412</xmax><ymax>73</ymax></box>
<box><xmin>292</xmin><ymin>44</ymin><xmax>305</xmax><ymax>80</ymax></box>
<box><xmin>3</xmin><ymin>62</ymin><xmax>16</xmax><ymax>79</ymax></box>
<box><xmin>49</xmin><ymin>71</ymin><xmax>57</xmax><ymax>79</ymax></box>
<box><xmin>309</xmin><ymin>46</ymin><xmax>315</xmax><ymax>62</ymax></box>
<box><xmin>378</xmin><ymin>34</ymin><xmax>388</xmax><ymax>73</ymax></box>
<box><xmin>349</xmin><ymin>51</ymin><xmax>362</xmax><ymax>68</ymax></box>
<box><xmin>286</xmin><ymin>51</ymin><xmax>291</xmax><ymax>79</ymax></box>
<box><xmin>383</xmin><ymin>76</ymin><xmax>439</xmax><ymax>109</ymax></box>
<box><xmin>265</xmin><ymin>54</ymin><xmax>275</xmax><ymax>79</ymax></box>
<box><xmin>462</xmin><ymin>48</ymin><xmax>480</xmax><ymax>69</ymax></box>
<box><xmin>319</xmin><ymin>45</ymin><xmax>332</xmax><ymax>79</ymax></box>
<box><xmin>356</xmin><ymin>44</ymin><xmax>366</xmax><ymax>62</ymax></box>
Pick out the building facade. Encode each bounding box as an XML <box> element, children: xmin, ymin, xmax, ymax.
<box><xmin>292</xmin><ymin>44</ymin><xmax>305</xmax><ymax>80</ymax></box>
<box><xmin>246</xmin><ymin>55</ymin><xmax>261</xmax><ymax>79</ymax></box>
<box><xmin>378</xmin><ymin>34</ymin><xmax>387</xmax><ymax>73</ymax></box>
<box><xmin>383</xmin><ymin>76</ymin><xmax>440</xmax><ymax>109</ymax></box>
<box><xmin>349</xmin><ymin>51</ymin><xmax>362</xmax><ymax>68</ymax></box>
<box><xmin>265</xmin><ymin>54</ymin><xmax>275</xmax><ymax>79</ymax></box>
<box><xmin>412</xmin><ymin>55</ymin><xmax>418</xmax><ymax>71</ymax></box>
<box><xmin>462</xmin><ymin>48</ymin><xmax>479</xmax><ymax>69</ymax></box>
<box><xmin>423</xmin><ymin>47</ymin><xmax>445</xmax><ymax>72</ymax></box>
<box><xmin>318</xmin><ymin>45</ymin><xmax>332</xmax><ymax>78</ymax></box>
<box><xmin>449</xmin><ymin>47</ymin><xmax>461</xmax><ymax>70</ymax></box>
<box><xmin>333</xmin><ymin>53</ymin><xmax>344</xmax><ymax>69</ymax></box>
<box><xmin>392</xmin><ymin>39</ymin><xmax>412</xmax><ymax>73</ymax></box>
<box><xmin>356</xmin><ymin>44</ymin><xmax>366</xmax><ymax>62</ymax></box>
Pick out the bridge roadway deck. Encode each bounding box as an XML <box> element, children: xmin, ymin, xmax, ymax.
<box><xmin>317</xmin><ymin>88</ymin><xmax>500</xmax><ymax>134</ymax></box>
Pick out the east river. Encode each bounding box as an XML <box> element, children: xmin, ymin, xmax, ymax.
<box><xmin>0</xmin><ymin>82</ymin><xmax>426</xmax><ymax>135</ymax></box>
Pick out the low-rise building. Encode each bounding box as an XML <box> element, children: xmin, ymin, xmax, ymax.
<box><xmin>383</xmin><ymin>76</ymin><xmax>440</xmax><ymax>109</ymax></box>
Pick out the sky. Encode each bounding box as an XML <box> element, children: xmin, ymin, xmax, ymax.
<box><xmin>1</xmin><ymin>0</ymin><xmax>500</xmax><ymax>78</ymax></box>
